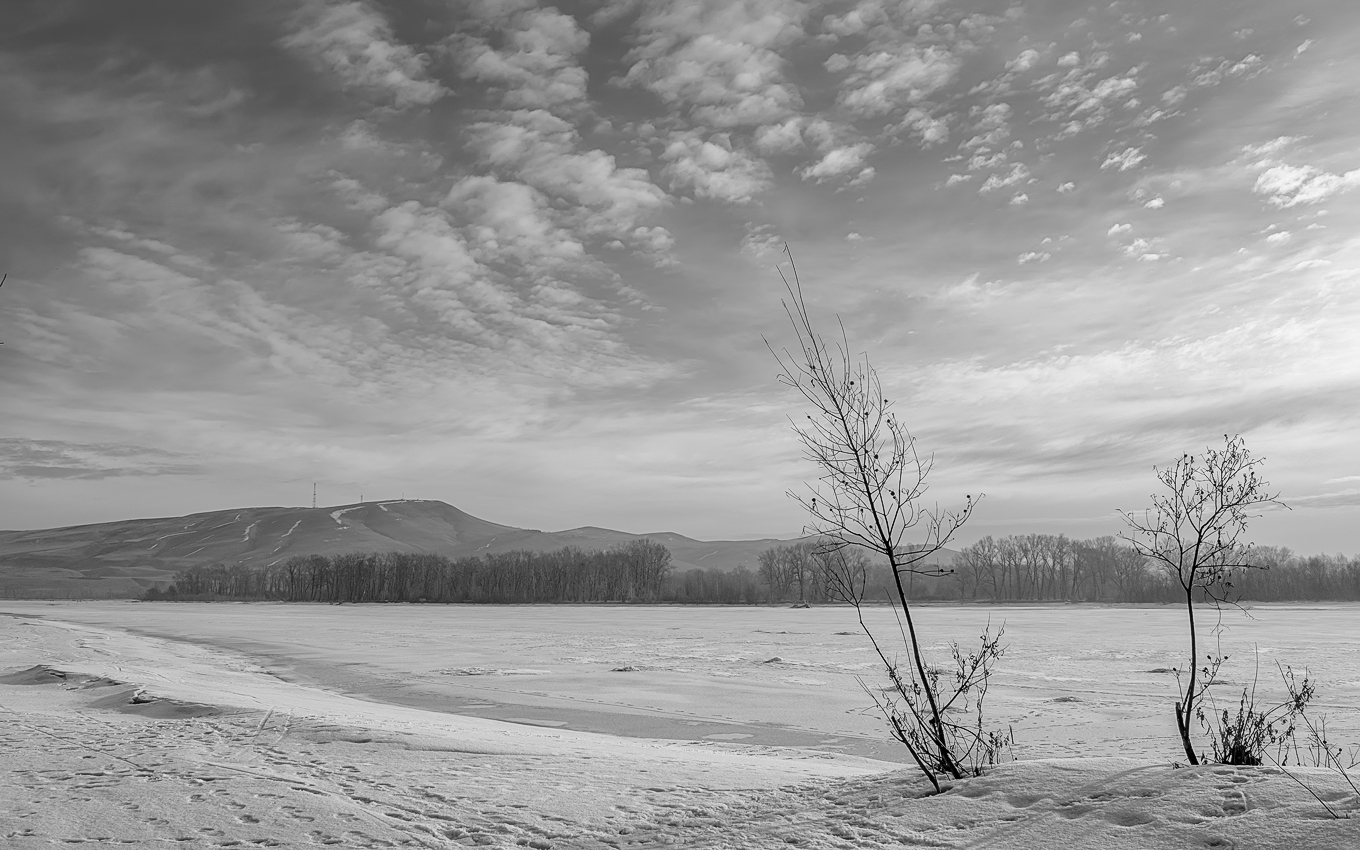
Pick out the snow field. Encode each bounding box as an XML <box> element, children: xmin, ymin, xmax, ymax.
<box><xmin>2</xmin><ymin>602</ymin><xmax>1358</xmax><ymax>847</ymax></box>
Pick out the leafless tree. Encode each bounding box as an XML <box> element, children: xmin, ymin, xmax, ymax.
<box><xmin>768</xmin><ymin>248</ymin><xmax>1002</xmax><ymax>791</ymax></box>
<box><xmin>1120</xmin><ymin>434</ymin><xmax>1284</xmax><ymax>764</ymax></box>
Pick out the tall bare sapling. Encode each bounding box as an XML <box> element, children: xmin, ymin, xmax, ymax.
<box><xmin>768</xmin><ymin>249</ymin><xmax>1006</xmax><ymax>791</ymax></box>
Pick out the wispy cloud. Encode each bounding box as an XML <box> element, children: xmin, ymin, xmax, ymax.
<box><xmin>0</xmin><ymin>439</ymin><xmax>202</xmax><ymax>481</ymax></box>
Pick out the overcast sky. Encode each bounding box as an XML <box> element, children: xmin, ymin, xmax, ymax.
<box><xmin>2</xmin><ymin>0</ymin><xmax>1358</xmax><ymax>551</ymax></box>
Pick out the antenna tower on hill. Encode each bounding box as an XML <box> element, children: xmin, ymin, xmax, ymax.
<box><xmin>312</xmin><ymin>483</ymin><xmax>316</xmax><ymax>509</ymax></box>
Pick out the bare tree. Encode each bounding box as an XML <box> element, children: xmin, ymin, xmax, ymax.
<box><xmin>768</xmin><ymin>248</ymin><xmax>1003</xmax><ymax>791</ymax></box>
<box><xmin>1120</xmin><ymin>434</ymin><xmax>1284</xmax><ymax>764</ymax></box>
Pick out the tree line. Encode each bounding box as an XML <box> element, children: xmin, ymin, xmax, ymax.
<box><xmin>152</xmin><ymin>540</ymin><xmax>673</xmax><ymax>603</ymax></box>
<box><xmin>144</xmin><ymin>535</ymin><xmax>1360</xmax><ymax>605</ymax></box>
<box><xmin>952</xmin><ymin>535</ymin><xmax>1360</xmax><ymax>603</ymax></box>
<box><xmin>754</xmin><ymin>535</ymin><xmax>1360</xmax><ymax>604</ymax></box>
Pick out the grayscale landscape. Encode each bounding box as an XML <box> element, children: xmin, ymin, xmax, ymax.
<box><xmin>4</xmin><ymin>0</ymin><xmax>1360</xmax><ymax>848</ymax></box>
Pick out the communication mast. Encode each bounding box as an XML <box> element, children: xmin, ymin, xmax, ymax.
<box><xmin>312</xmin><ymin>483</ymin><xmax>316</xmax><ymax>509</ymax></box>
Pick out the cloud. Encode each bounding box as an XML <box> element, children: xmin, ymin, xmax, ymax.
<box><xmin>979</xmin><ymin>163</ymin><xmax>1030</xmax><ymax>193</ymax></box>
<box><xmin>1005</xmin><ymin>49</ymin><xmax>1041</xmax><ymax>74</ymax></box>
<box><xmin>283</xmin><ymin>1</ymin><xmax>445</xmax><ymax>107</ymax></box>
<box><xmin>1253</xmin><ymin>164</ymin><xmax>1360</xmax><ymax>208</ymax></box>
<box><xmin>836</xmin><ymin>44</ymin><xmax>961</xmax><ymax>118</ymax></box>
<box><xmin>740</xmin><ymin>222</ymin><xmax>783</xmax><ymax>259</ymax></box>
<box><xmin>1017</xmin><ymin>250</ymin><xmax>1049</xmax><ymax>263</ymax></box>
<box><xmin>961</xmin><ymin>102</ymin><xmax>1012</xmax><ymax>150</ymax></box>
<box><xmin>450</xmin><ymin>7</ymin><xmax>591</xmax><ymax>111</ymax></box>
<box><xmin>931</xmin><ymin>274</ymin><xmax>1013</xmax><ymax>308</ymax></box>
<box><xmin>1121</xmin><ymin>237</ymin><xmax>1162</xmax><ymax>261</ymax></box>
<box><xmin>1043</xmin><ymin>73</ymin><xmax>1138</xmax><ymax>116</ymax></box>
<box><xmin>1101</xmin><ymin>147</ymin><xmax>1146</xmax><ymax>171</ymax></box>
<box><xmin>1191</xmin><ymin>54</ymin><xmax>1263</xmax><ymax>88</ymax></box>
<box><xmin>896</xmin><ymin>107</ymin><xmax>951</xmax><ymax>147</ymax></box>
<box><xmin>1242</xmin><ymin>136</ymin><xmax>1301</xmax><ymax>159</ymax></box>
<box><xmin>630</xmin><ymin>225</ymin><xmax>679</xmax><ymax>267</ymax></box>
<box><xmin>444</xmin><ymin>175</ymin><xmax>585</xmax><ymax>263</ymax></box>
<box><xmin>1288</xmin><ymin>489</ymin><xmax>1360</xmax><ymax>509</ymax></box>
<box><xmin>1107</xmin><ymin>223</ymin><xmax>1132</xmax><ymax>236</ymax></box>
<box><xmin>752</xmin><ymin>117</ymin><xmax>805</xmax><ymax>154</ymax></box>
<box><xmin>463</xmin><ymin>111</ymin><xmax>668</xmax><ymax>242</ymax></box>
<box><xmin>661</xmin><ymin>132</ymin><xmax>773</xmax><ymax>202</ymax></box>
<box><xmin>615</xmin><ymin>0</ymin><xmax>808</xmax><ymax>128</ymax></box>
<box><xmin>799</xmin><ymin>142</ymin><xmax>874</xmax><ymax>183</ymax></box>
<box><xmin>0</xmin><ymin>439</ymin><xmax>202</xmax><ymax>481</ymax></box>
<box><xmin>1144</xmin><ymin>197</ymin><xmax>1164</xmax><ymax>209</ymax></box>
<box><xmin>820</xmin><ymin>3</ymin><xmax>885</xmax><ymax>37</ymax></box>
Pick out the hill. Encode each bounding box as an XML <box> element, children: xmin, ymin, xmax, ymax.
<box><xmin>0</xmin><ymin>500</ymin><xmax>956</xmax><ymax>598</ymax></box>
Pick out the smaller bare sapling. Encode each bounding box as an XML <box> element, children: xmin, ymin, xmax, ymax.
<box><xmin>1120</xmin><ymin>434</ymin><xmax>1284</xmax><ymax>765</ymax></box>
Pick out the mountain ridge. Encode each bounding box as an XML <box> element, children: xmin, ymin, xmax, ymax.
<box><xmin>0</xmin><ymin>500</ymin><xmax>956</xmax><ymax>599</ymax></box>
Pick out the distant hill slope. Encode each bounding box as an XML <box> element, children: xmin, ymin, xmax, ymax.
<box><xmin>0</xmin><ymin>500</ymin><xmax>956</xmax><ymax>598</ymax></box>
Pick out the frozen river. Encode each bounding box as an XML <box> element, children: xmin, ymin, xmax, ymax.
<box><xmin>4</xmin><ymin>601</ymin><xmax>1357</xmax><ymax>764</ymax></box>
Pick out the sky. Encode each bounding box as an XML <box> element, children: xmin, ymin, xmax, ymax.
<box><xmin>2</xmin><ymin>0</ymin><xmax>1359</xmax><ymax>552</ymax></box>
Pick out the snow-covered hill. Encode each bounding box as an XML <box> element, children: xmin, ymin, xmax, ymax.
<box><xmin>1</xmin><ymin>501</ymin><xmax>952</xmax><ymax>597</ymax></box>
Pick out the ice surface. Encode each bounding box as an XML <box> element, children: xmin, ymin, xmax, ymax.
<box><xmin>3</xmin><ymin>601</ymin><xmax>1358</xmax><ymax>847</ymax></box>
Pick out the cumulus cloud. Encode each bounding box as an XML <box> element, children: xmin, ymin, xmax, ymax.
<box><xmin>1121</xmin><ymin>237</ymin><xmax>1161</xmax><ymax>261</ymax></box>
<box><xmin>821</xmin><ymin>3</ymin><xmax>885</xmax><ymax>37</ymax></box>
<box><xmin>630</xmin><ymin>225</ymin><xmax>679</xmax><ymax>267</ymax></box>
<box><xmin>752</xmin><ymin>117</ymin><xmax>805</xmax><ymax>154</ymax></box>
<box><xmin>979</xmin><ymin>163</ymin><xmax>1030</xmax><ymax>193</ymax></box>
<box><xmin>283</xmin><ymin>1</ymin><xmax>445</xmax><ymax>107</ymax></box>
<box><xmin>661</xmin><ymin>132</ymin><xmax>773</xmax><ymax>202</ymax></box>
<box><xmin>450</xmin><ymin>7</ymin><xmax>591</xmax><ymax>111</ymax></box>
<box><xmin>1191</xmin><ymin>54</ymin><xmax>1263</xmax><ymax>88</ymax></box>
<box><xmin>1005</xmin><ymin>49</ymin><xmax>1041</xmax><ymax>73</ymax></box>
<box><xmin>616</xmin><ymin>0</ymin><xmax>807</xmax><ymax>128</ymax></box>
<box><xmin>1101</xmin><ymin>147</ymin><xmax>1146</xmax><ymax>171</ymax></box>
<box><xmin>961</xmin><ymin>102</ymin><xmax>1011</xmax><ymax>151</ymax></box>
<box><xmin>896</xmin><ymin>107</ymin><xmax>951</xmax><ymax>147</ymax></box>
<box><xmin>463</xmin><ymin>111</ymin><xmax>668</xmax><ymax>240</ymax></box>
<box><xmin>445</xmin><ymin>176</ymin><xmax>584</xmax><ymax>263</ymax></box>
<box><xmin>1044</xmin><ymin>73</ymin><xmax>1138</xmax><ymax>116</ymax></box>
<box><xmin>835</xmin><ymin>44</ymin><xmax>961</xmax><ymax>118</ymax></box>
<box><xmin>1107</xmin><ymin>223</ymin><xmax>1131</xmax><ymax>236</ymax></box>
<box><xmin>1253</xmin><ymin>164</ymin><xmax>1360</xmax><ymax>208</ymax></box>
<box><xmin>799</xmin><ymin>143</ymin><xmax>874</xmax><ymax>183</ymax></box>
